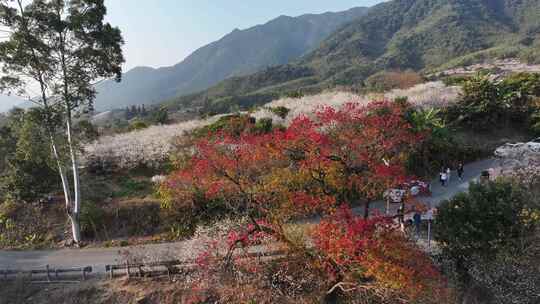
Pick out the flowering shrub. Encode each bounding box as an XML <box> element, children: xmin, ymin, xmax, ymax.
<box><xmin>160</xmin><ymin>100</ymin><xmax>450</xmax><ymax>302</ymax></box>
<box><xmin>84</xmin><ymin>115</ymin><xmax>225</xmax><ymax>170</ymax></box>
<box><xmin>85</xmin><ymin>82</ymin><xmax>459</xmax><ymax>171</ymax></box>
<box><xmin>252</xmin><ymin>82</ymin><xmax>461</xmax><ymax>126</ymax></box>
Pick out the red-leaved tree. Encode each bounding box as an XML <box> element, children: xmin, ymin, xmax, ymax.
<box><xmin>161</xmin><ymin>100</ymin><xmax>448</xmax><ymax>302</ymax></box>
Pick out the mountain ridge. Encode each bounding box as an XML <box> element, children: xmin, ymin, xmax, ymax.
<box><xmin>166</xmin><ymin>0</ymin><xmax>540</xmax><ymax>114</ymax></box>
<box><xmin>93</xmin><ymin>7</ymin><xmax>369</xmax><ymax>111</ymax></box>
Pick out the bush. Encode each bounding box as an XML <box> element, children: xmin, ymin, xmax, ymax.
<box><xmin>252</xmin><ymin>118</ymin><xmax>273</xmax><ymax>134</ymax></box>
<box><xmin>151</xmin><ymin>106</ymin><xmax>169</xmax><ymax>124</ymax></box>
<box><xmin>112</xmin><ymin>177</ymin><xmax>153</xmax><ymax>198</ymax></box>
<box><xmin>435</xmin><ymin>178</ymin><xmax>540</xmax><ymax>302</ymax></box>
<box><xmin>284</xmin><ymin>91</ymin><xmax>304</xmax><ymax>99</ymax></box>
<box><xmin>80</xmin><ymin>202</ymin><xmax>106</xmax><ymax>238</ymax></box>
<box><xmin>268</xmin><ymin>106</ymin><xmax>290</xmax><ymax>119</ymax></box>
<box><xmin>435</xmin><ymin>179</ymin><xmax>540</xmax><ymax>279</ymax></box>
<box><xmin>450</xmin><ymin>72</ymin><xmax>540</xmax><ymax>132</ymax></box>
<box><xmin>365</xmin><ymin>70</ymin><xmax>424</xmax><ymax>92</ymax></box>
<box><xmin>442</xmin><ymin>75</ymin><xmax>471</xmax><ymax>86</ymax></box>
<box><xmin>0</xmin><ymin>200</ymin><xmax>49</xmax><ymax>248</ymax></box>
<box><xmin>0</xmin><ymin>108</ymin><xmax>60</xmax><ymax>202</ymax></box>
<box><xmin>128</xmin><ymin>120</ymin><xmax>149</xmax><ymax>131</ymax></box>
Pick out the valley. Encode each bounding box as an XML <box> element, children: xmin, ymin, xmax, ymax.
<box><xmin>1</xmin><ymin>0</ymin><xmax>540</xmax><ymax>303</ymax></box>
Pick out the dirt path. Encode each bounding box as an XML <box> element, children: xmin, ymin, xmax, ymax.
<box><xmin>0</xmin><ymin>158</ymin><xmax>498</xmax><ymax>274</ymax></box>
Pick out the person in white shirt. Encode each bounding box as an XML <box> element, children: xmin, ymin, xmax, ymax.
<box><xmin>441</xmin><ymin>172</ymin><xmax>448</xmax><ymax>186</ymax></box>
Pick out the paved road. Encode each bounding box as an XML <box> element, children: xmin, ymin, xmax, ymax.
<box><xmin>0</xmin><ymin>158</ymin><xmax>497</xmax><ymax>274</ymax></box>
<box><xmin>365</xmin><ymin>158</ymin><xmax>497</xmax><ymax>216</ymax></box>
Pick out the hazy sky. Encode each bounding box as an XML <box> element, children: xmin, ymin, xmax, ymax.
<box><xmin>104</xmin><ymin>1</ymin><xmax>386</xmax><ymax>71</ymax></box>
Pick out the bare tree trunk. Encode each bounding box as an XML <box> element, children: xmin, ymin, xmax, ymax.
<box><xmin>66</xmin><ymin>112</ymin><xmax>81</xmax><ymax>244</ymax></box>
<box><xmin>50</xmin><ymin>133</ymin><xmax>72</xmax><ymax>209</ymax></box>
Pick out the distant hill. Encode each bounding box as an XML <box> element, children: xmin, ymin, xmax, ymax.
<box><xmin>0</xmin><ymin>94</ymin><xmax>25</xmax><ymax>113</ymax></box>
<box><xmin>167</xmin><ymin>0</ymin><xmax>540</xmax><ymax>114</ymax></box>
<box><xmin>93</xmin><ymin>7</ymin><xmax>369</xmax><ymax>111</ymax></box>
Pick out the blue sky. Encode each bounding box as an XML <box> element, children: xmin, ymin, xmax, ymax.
<box><xmin>104</xmin><ymin>0</ymin><xmax>386</xmax><ymax>70</ymax></box>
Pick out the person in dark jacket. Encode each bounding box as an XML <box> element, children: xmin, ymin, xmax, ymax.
<box><xmin>413</xmin><ymin>211</ymin><xmax>422</xmax><ymax>238</ymax></box>
<box><xmin>457</xmin><ymin>163</ymin><xmax>464</xmax><ymax>181</ymax></box>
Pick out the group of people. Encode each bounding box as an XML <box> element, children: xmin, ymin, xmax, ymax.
<box><xmin>439</xmin><ymin>163</ymin><xmax>464</xmax><ymax>187</ymax></box>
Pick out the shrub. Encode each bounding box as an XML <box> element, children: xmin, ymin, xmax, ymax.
<box><xmin>435</xmin><ymin>177</ymin><xmax>540</xmax><ymax>302</ymax></box>
<box><xmin>268</xmin><ymin>106</ymin><xmax>290</xmax><ymax>119</ymax></box>
<box><xmin>0</xmin><ymin>200</ymin><xmax>49</xmax><ymax>248</ymax></box>
<box><xmin>252</xmin><ymin>118</ymin><xmax>273</xmax><ymax>134</ymax></box>
<box><xmin>450</xmin><ymin>72</ymin><xmax>540</xmax><ymax>131</ymax></box>
<box><xmin>435</xmin><ymin>179</ymin><xmax>540</xmax><ymax>282</ymax></box>
<box><xmin>284</xmin><ymin>91</ymin><xmax>304</xmax><ymax>99</ymax></box>
<box><xmin>151</xmin><ymin>106</ymin><xmax>169</xmax><ymax>124</ymax></box>
<box><xmin>365</xmin><ymin>70</ymin><xmax>424</xmax><ymax>92</ymax></box>
<box><xmin>128</xmin><ymin>120</ymin><xmax>148</xmax><ymax>131</ymax></box>
<box><xmin>442</xmin><ymin>75</ymin><xmax>471</xmax><ymax>86</ymax></box>
<box><xmin>80</xmin><ymin>202</ymin><xmax>106</xmax><ymax>238</ymax></box>
<box><xmin>112</xmin><ymin>177</ymin><xmax>153</xmax><ymax>198</ymax></box>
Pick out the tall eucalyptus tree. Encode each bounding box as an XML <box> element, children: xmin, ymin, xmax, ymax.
<box><xmin>0</xmin><ymin>0</ymin><xmax>124</xmax><ymax>244</ymax></box>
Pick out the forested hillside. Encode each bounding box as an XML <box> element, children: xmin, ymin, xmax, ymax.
<box><xmin>167</xmin><ymin>0</ymin><xmax>540</xmax><ymax>114</ymax></box>
<box><xmin>93</xmin><ymin>7</ymin><xmax>368</xmax><ymax>111</ymax></box>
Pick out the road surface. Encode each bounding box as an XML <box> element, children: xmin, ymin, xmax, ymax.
<box><xmin>0</xmin><ymin>158</ymin><xmax>497</xmax><ymax>274</ymax></box>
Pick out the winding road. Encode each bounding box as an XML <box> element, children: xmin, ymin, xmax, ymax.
<box><xmin>0</xmin><ymin>158</ymin><xmax>497</xmax><ymax>274</ymax></box>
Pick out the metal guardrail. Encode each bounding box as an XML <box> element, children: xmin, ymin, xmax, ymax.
<box><xmin>105</xmin><ymin>249</ymin><xmax>287</xmax><ymax>280</ymax></box>
<box><xmin>0</xmin><ymin>265</ymin><xmax>92</xmax><ymax>283</ymax></box>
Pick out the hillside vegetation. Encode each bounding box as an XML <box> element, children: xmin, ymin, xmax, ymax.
<box><xmin>166</xmin><ymin>0</ymin><xmax>540</xmax><ymax>114</ymax></box>
<box><xmin>93</xmin><ymin>7</ymin><xmax>369</xmax><ymax>111</ymax></box>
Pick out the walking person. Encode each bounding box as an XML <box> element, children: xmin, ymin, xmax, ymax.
<box><xmin>457</xmin><ymin>163</ymin><xmax>464</xmax><ymax>181</ymax></box>
<box><xmin>413</xmin><ymin>211</ymin><xmax>422</xmax><ymax>239</ymax></box>
<box><xmin>441</xmin><ymin>171</ymin><xmax>448</xmax><ymax>187</ymax></box>
<box><xmin>446</xmin><ymin>167</ymin><xmax>451</xmax><ymax>184</ymax></box>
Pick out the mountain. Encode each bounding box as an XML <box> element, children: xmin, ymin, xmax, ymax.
<box><xmin>93</xmin><ymin>7</ymin><xmax>369</xmax><ymax>111</ymax></box>
<box><xmin>167</xmin><ymin>0</ymin><xmax>540</xmax><ymax>114</ymax></box>
<box><xmin>0</xmin><ymin>94</ymin><xmax>25</xmax><ymax>113</ymax></box>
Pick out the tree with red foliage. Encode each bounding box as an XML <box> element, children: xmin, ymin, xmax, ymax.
<box><xmin>314</xmin><ymin>206</ymin><xmax>449</xmax><ymax>302</ymax></box>
<box><xmin>161</xmin><ymin>100</ymin><xmax>446</xmax><ymax>302</ymax></box>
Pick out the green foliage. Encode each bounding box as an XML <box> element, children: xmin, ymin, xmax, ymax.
<box><xmin>435</xmin><ymin>179</ymin><xmax>540</xmax><ymax>262</ymax></box>
<box><xmin>530</xmin><ymin>102</ymin><xmax>540</xmax><ymax>135</ymax></box>
<box><xmin>0</xmin><ymin>125</ymin><xmax>16</xmax><ymax>174</ymax></box>
<box><xmin>253</xmin><ymin>117</ymin><xmax>273</xmax><ymax>134</ymax></box>
<box><xmin>128</xmin><ymin>119</ymin><xmax>149</xmax><ymax>131</ymax></box>
<box><xmin>393</xmin><ymin>96</ymin><xmax>409</xmax><ymax>106</ymax></box>
<box><xmin>408</xmin><ymin>108</ymin><xmax>446</xmax><ymax>134</ymax></box>
<box><xmin>80</xmin><ymin>202</ymin><xmax>106</xmax><ymax>238</ymax></box>
<box><xmin>194</xmin><ymin>114</ymin><xmax>253</xmax><ymax>138</ymax></box>
<box><xmin>194</xmin><ymin>114</ymin><xmax>278</xmax><ymax>138</ymax></box>
<box><xmin>284</xmin><ymin>91</ymin><xmax>304</xmax><ymax>99</ymax></box>
<box><xmin>75</xmin><ymin>120</ymin><xmax>99</xmax><ymax>142</ymax></box>
<box><xmin>0</xmin><ymin>200</ymin><xmax>48</xmax><ymax>249</ymax></box>
<box><xmin>441</xmin><ymin>75</ymin><xmax>471</xmax><ymax>87</ymax></box>
<box><xmin>165</xmin><ymin>0</ymin><xmax>540</xmax><ymax>113</ymax></box>
<box><xmin>159</xmin><ymin>187</ymin><xmax>233</xmax><ymax>240</ymax></box>
<box><xmin>364</xmin><ymin>70</ymin><xmax>424</xmax><ymax>92</ymax></box>
<box><xmin>268</xmin><ymin>106</ymin><xmax>290</xmax><ymax>119</ymax></box>
<box><xmin>151</xmin><ymin>106</ymin><xmax>169</xmax><ymax>124</ymax></box>
<box><xmin>112</xmin><ymin>177</ymin><xmax>153</xmax><ymax>198</ymax></box>
<box><xmin>450</xmin><ymin>73</ymin><xmax>540</xmax><ymax>132</ymax></box>
<box><xmin>0</xmin><ymin>108</ymin><xmax>59</xmax><ymax>202</ymax></box>
<box><xmin>406</xmin><ymin>107</ymin><xmax>483</xmax><ymax>177</ymax></box>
